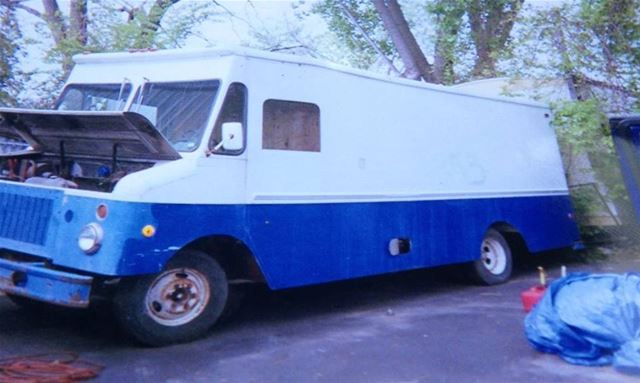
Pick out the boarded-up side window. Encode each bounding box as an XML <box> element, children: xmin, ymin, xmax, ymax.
<box><xmin>262</xmin><ymin>99</ymin><xmax>320</xmax><ymax>152</ymax></box>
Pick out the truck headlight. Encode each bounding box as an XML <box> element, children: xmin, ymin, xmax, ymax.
<box><xmin>78</xmin><ymin>223</ymin><xmax>104</xmax><ymax>254</ymax></box>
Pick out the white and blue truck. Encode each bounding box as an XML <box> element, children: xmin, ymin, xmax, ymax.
<box><xmin>0</xmin><ymin>47</ymin><xmax>580</xmax><ymax>345</ymax></box>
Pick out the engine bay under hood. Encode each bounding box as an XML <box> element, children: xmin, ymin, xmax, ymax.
<box><xmin>0</xmin><ymin>108</ymin><xmax>182</xmax><ymax>192</ymax></box>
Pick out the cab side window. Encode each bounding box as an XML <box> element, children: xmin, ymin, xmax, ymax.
<box><xmin>209</xmin><ymin>83</ymin><xmax>247</xmax><ymax>155</ymax></box>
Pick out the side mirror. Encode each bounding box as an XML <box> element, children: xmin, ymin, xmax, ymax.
<box><xmin>218</xmin><ymin>122</ymin><xmax>244</xmax><ymax>151</ymax></box>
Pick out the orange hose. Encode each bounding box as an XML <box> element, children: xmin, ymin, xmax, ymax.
<box><xmin>0</xmin><ymin>352</ymin><xmax>103</xmax><ymax>383</ymax></box>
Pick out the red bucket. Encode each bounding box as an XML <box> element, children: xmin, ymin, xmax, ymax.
<box><xmin>521</xmin><ymin>285</ymin><xmax>546</xmax><ymax>313</ymax></box>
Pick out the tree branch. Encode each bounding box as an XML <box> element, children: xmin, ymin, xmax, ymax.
<box><xmin>339</xmin><ymin>2</ymin><xmax>401</xmax><ymax>76</ymax></box>
<box><xmin>371</xmin><ymin>0</ymin><xmax>434</xmax><ymax>82</ymax></box>
<box><xmin>579</xmin><ymin>74</ymin><xmax>636</xmax><ymax>96</ymax></box>
<box><xmin>145</xmin><ymin>0</ymin><xmax>180</xmax><ymax>34</ymax></box>
<box><xmin>1</xmin><ymin>0</ymin><xmax>42</xmax><ymax>18</ymax></box>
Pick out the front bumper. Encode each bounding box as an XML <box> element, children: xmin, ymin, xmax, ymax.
<box><xmin>0</xmin><ymin>258</ymin><xmax>93</xmax><ymax>308</ymax></box>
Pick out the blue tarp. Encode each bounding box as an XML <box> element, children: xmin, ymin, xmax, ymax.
<box><xmin>524</xmin><ymin>273</ymin><xmax>640</xmax><ymax>375</ymax></box>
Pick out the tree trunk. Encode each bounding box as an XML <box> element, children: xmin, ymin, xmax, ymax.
<box><xmin>432</xmin><ymin>30</ymin><xmax>448</xmax><ymax>84</ymax></box>
<box><xmin>432</xmin><ymin>16</ymin><xmax>464</xmax><ymax>84</ymax></box>
<box><xmin>142</xmin><ymin>0</ymin><xmax>180</xmax><ymax>37</ymax></box>
<box><xmin>467</xmin><ymin>0</ymin><xmax>523</xmax><ymax>78</ymax></box>
<box><xmin>70</xmin><ymin>0</ymin><xmax>88</xmax><ymax>46</ymax></box>
<box><xmin>339</xmin><ymin>3</ymin><xmax>401</xmax><ymax>76</ymax></box>
<box><xmin>42</xmin><ymin>0</ymin><xmax>78</xmax><ymax>76</ymax></box>
<box><xmin>42</xmin><ymin>0</ymin><xmax>65</xmax><ymax>45</ymax></box>
<box><xmin>371</xmin><ymin>0</ymin><xmax>435</xmax><ymax>82</ymax></box>
<box><xmin>550</xmin><ymin>12</ymin><xmax>590</xmax><ymax>101</ymax></box>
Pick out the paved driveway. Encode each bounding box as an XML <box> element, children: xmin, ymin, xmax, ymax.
<box><xmin>0</xmin><ymin>250</ymin><xmax>638</xmax><ymax>383</ymax></box>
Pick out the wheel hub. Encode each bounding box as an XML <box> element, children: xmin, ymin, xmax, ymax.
<box><xmin>169</xmin><ymin>285</ymin><xmax>190</xmax><ymax>303</ymax></box>
<box><xmin>145</xmin><ymin>268</ymin><xmax>211</xmax><ymax>326</ymax></box>
<box><xmin>481</xmin><ymin>238</ymin><xmax>507</xmax><ymax>275</ymax></box>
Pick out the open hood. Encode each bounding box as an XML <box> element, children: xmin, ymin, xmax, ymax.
<box><xmin>0</xmin><ymin>108</ymin><xmax>181</xmax><ymax>161</ymax></box>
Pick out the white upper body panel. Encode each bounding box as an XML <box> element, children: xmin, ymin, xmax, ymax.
<box><xmin>57</xmin><ymin>47</ymin><xmax>566</xmax><ymax>205</ymax></box>
<box><xmin>243</xmin><ymin>58</ymin><xmax>565</xmax><ymax>204</ymax></box>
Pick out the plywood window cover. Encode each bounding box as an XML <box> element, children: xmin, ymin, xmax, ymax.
<box><xmin>263</xmin><ymin>99</ymin><xmax>320</xmax><ymax>152</ymax></box>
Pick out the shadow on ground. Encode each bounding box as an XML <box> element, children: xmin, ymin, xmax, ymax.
<box><xmin>1</xmin><ymin>247</ymin><xmax>589</xmax><ymax>348</ymax></box>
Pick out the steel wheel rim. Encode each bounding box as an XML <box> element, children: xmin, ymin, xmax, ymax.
<box><xmin>145</xmin><ymin>268</ymin><xmax>211</xmax><ymax>326</ymax></box>
<box><xmin>481</xmin><ymin>237</ymin><xmax>507</xmax><ymax>275</ymax></box>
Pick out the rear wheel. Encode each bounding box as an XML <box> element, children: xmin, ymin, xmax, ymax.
<box><xmin>113</xmin><ymin>250</ymin><xmax>228</xmax><ymax>346</ymax></box>
<box><xmin>468</xmin><ymin>228</ymin><xmax>513</xmax><ymax>285</ymax></box>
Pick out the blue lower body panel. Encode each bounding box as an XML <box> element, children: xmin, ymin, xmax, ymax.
<box><xmin>0</xmin><ymin>185</ymin><xmax>580</xmax><ymax>292</ymax></box>
<box><xmin>241</xmin><ymin>195</ymin><xmax>580</xmax><ymax>288</ymax></box>
<box><xmin>0</xmin><ymin>258</ymin><xmax>92</xmax><ymax>308</ymax></box>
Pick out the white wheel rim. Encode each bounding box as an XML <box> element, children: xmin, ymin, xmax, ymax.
<box><xmin>481</xmin><ymin>237</ymin><xmax>507</xmax><ymax>275</ymax></box>
<box><xmin>145</xmin><ymin>268</ymin><xmax>211</xmax><ymax>326</ymax></box>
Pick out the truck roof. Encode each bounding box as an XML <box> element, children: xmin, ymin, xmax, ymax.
<box><xmin>73</xmin><ymin>47</ymin><xmax>548</xmax><ymax>110</ymax></box>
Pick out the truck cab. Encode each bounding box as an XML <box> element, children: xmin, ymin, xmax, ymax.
<box><xmin>0</xmin><ymin>49</ymin><xmax>253</xmax><ymax>345</ymax></box>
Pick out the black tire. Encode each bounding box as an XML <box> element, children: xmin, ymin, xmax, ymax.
<box><xmin>218</xmin><ymin>284</ymin><xmax>246</xmax><ymax>323</ymax></box>
<box><xmin>468</xmin><ymin>228</ymin><xmax>513</xmax><ymax>285</ymax></box>
<box><xmin>113</xmin><ymin>250</ymin><xmax>228</xmax><ymax>346</ymax></box>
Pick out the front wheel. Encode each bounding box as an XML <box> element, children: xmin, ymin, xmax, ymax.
<box><xmin>468</xmin><ymin>228</ymin><xmax>513</xmax><ymax>285</ymax></box>
<box><xmin>113</xmin><ymin>250</ymin><xmax>228</xmax><ymax>346</ymax></box>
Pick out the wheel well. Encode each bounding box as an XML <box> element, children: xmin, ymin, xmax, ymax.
<box><xmin>489</xmin><ymin>222</ymin><xmax>530</xmax><ymax>256</ymax></box>
<box><xmin>178</xmin><ymin>235</ymin><xmax>265</xmax><ymax>283</ymax></box>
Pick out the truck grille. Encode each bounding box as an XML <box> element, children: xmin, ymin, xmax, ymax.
<box><xmin>0</xmin><ymin>193</ymin><xmax>53</xmax><ymax>245</ymax></box>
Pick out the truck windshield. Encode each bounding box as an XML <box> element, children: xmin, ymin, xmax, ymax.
<box><xmin>56</xmin><ymin>83</ymin><xmax>132</xmax><ymax>111</ymax></box>
<box><xmin>130</xmin><ymin>80</ymin><xmax>220</xmax><ymax>152</ymax></box>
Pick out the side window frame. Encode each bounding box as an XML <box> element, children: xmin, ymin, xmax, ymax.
<box><xmin>208</xmin><ymin>82</ymin><xmax>248</xmax><ymax>156</ymax></box>
<box><xmin>262</xmin><ymin>99</ymin><xmax>321</xmax><ymax>152</ymax></box>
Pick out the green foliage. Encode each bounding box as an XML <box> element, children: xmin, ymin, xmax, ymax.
<box><xmin>10</xmin><ymin>0</ymin><xmax>221</xmax><ymax>106</ymax></box>
<box><xmin>0</xmin><ymin>5</ymin><xmax>22</xmax><ymax>106</ymax></box>
<box><xmin>574</xmin><ymin>245</ymin><xmax>609</xmax><ymax>263</ymax></box>
<box><xmin>93</xmin><ymin>1</ymin><xmax>218</xmax><ymax>51</ymax></box>
<box><xmin>552</xmin><ymin>99</ymin><xmax>609</xmax><ymax>156</ymax></box>
<box><xmin>580</xmin><ymin>0</ymin><xmax>640</xmax><ymax>60</ymax></box>
<box><xmin>311</xmin><ymin>0</ymin><xmax>524</xmax><ymax>83</ymax></box>
<box><xmin>570</xmin><ymin>185</ymin><xmax>601</xmax><ymax>218</ymax></box>
<box><xmin>504</xmin><ymin>1</ymin><xmax>639</xmax><ymax>230</ymax></box>
<box><xmin>507</xmin><ymin>1</ymin><xmax>639</xmax><ymax>113</ymax></box>
<box><xmin>311</xmin><ymin>0</ymin><xmax>395</xmax><ymax>69</ymax></box>
<box><xmin>426</xmin><ymin>0</ymin><xmax>466</xmax><ymax>84</ymax></box>
<box><xmin>580</xmin><ymin>0</ymin><xmax>640</xmax><ymax>109</ymax></box>
<box><xmin>552</xmin><ymin>99</ymin><xmax>628</xmax><ymax>225</ymax></box>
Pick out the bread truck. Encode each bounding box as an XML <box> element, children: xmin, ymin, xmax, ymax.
<box><xmin>0</xmin><ymin>47</ymin><xmax>580</xmax><ymax>345</ymax></box>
